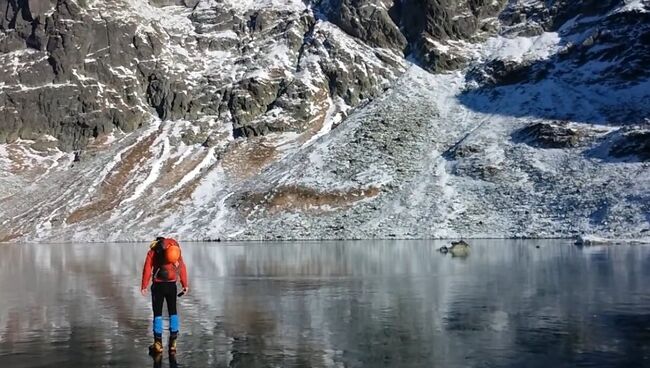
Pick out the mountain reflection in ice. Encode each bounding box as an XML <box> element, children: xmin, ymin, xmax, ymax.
<box><xmin>1</xmin><ymin>240</ymin><xmax>649</xmax><ymax>367</ymax></box>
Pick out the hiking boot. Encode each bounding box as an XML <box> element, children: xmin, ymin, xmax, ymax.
<box><xmin>149</xmin><ymin>336</ymin><xmax>163</xmax><ymax>355</ymax></box>
<box><xmin>169</xmin><ymin>333</ymin><xmax>178</xmax><ymax>354</ymax></box>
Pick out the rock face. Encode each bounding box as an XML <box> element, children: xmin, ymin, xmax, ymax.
<box><xmin>398</xmin><ymin>0</ymin><xmax>506</xmax><ymax>70</ymax></box>
<box><xmin>0</xmin><ymin>0</ymin><xmax>413</xmax><ymax>149</ymax></box>
<box><xmin>0</xmin><ymin>0</ymin><xmax>649</xmax><ymax>242</ymax></box>
<box><xmin>317</xmin><ymin>0</ymin><xmax>508</xmax><ymax>71</ymax></box>
<box><xmin>0</xmin><ymin>0</ymin><xmax>517</xmax><ymax>150</ymax></box>
<box><xmin>319</xmin><ymin>0</ymin><xmax>408</xmax><ymax>51</ymax></box>
<box><xmin>498</xmin><ymin>0</ymin><xmax>650</xmax><ymax>86</ymax></box>
<box><xmin>0</xmin><ymin>0</ymin><xmax>161</xmax><ymax>149</ymax></box>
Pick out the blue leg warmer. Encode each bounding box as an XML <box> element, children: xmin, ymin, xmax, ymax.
<box><xmin>170</xmin><ymin>314</ymin><xmax>180</xmax><ymax>333</ymax></box>
<box><xmin>153</xmin><ymin>316</ymin><xmax>163</xmax><ymax>337</ymax></box>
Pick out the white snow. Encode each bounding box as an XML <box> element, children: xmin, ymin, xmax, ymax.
<box><xmin>614</xmin><ymin>0</ymin><xmax>649</xmax><ymax>13</ymax></box>
<box><xmin>480</xmin><ymin>32</ymin><xmax>562</xmax><ymax>63</ymax></box>
<box><xmin>88</xmin><ymin>119</ymin><xmax>160</xmax><ymax>194</ymax></box>
<box><xmin>302</xmin><ymin>97</ymin><xmax>348</xmax><ymax>147</ymax></box>
<box><xmin>203</xmin><ymin>192</ymin><xmax>235</xmax><ymax>240</ymax></box>
<box><xmin>191</xmin><ymin>162</ymin><xmax>225</xmax><ymax>203</ymax></box>
<box><xmin>0</xmin><ymin>145</ymin><xmax>10</xmax><ymax>170</ymax></box>
<box><xmin>576</xmin><ymin>234</ymin><xmax>650</xmax><ymax>245</ymax></box>
<box><xmin>195</xmin><ymin>0</ymin><xmax>307</xmax><ymax>12</ymax></box>
<box><xmin>0</xmin><ymin>82</ymin><xmax>77</xmax><ymax>92</ymax></box>
<box><xmin>121</xmin><ymin>132</ymin><xmax>171</xmax><ymax>204</ymax></box>
<box><xmin>162</xmin><ymin>146</ymin><xmax>218</xmax><ymax>199</ymax></box>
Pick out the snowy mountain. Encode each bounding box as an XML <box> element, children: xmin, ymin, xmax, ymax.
<box><xmin>0</xmin><ymin>0</ymin><xmax>648</xmax><ymax>242</ymax></box>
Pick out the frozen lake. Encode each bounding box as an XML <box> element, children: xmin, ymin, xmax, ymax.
<box><xmin>1</xmin><ymin>240</ymin><xmax>649</xmax><ymax>367</ymax></box>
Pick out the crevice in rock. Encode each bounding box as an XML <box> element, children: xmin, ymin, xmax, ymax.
<box><xmin>295</xmin><ymin>16</ymin><xmax>317</xmax><ymax>72</ymax></box>
<box><xmin>247</xmin><ymin>11</ymin><xmax>260</xmax><ymax>33</ymax></box>
<box><xmin>264</xmin><ymin>78</ymin><xmax>290</xmax><ymax>113</ymax></box>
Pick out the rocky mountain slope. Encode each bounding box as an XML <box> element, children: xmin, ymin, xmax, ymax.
<box><xmin>0</xmin><ymin>0</ymin><xmax>648</xmax><ymax>242</ymax></box>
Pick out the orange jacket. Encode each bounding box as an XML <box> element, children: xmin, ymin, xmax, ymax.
<box><xmin>141</xmin><ymin>238</ymin><xmax>188</xmax><ymax>290</ymax></box>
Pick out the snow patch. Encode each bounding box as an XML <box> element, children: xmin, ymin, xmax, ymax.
<box><xmin>614</xmin><ymin>0</ymin><xmax>649</xmax><ymax>14</ymax></box>
<box><xmin>480</xmin><ymin>32</ymin><xmax>562</xmax><ymax>63</ymax></box>
<box><xmin>121</xmin><ymin>129</ymin><xmax>172</xmax><ymax>204</ymax></box>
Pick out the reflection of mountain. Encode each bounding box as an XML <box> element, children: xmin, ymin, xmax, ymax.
<box><xmin>0</xmin><ymin>244</ymin><xmax>153</xmax><ymax>365</ymax></box>
<box><xmin>1</xmin><ymin>242</ymin><xmax>650</xmax><ymax>366</ymax></box>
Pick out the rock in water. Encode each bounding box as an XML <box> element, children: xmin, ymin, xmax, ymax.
<box><xmin>449</xmin><ymin>240</ymin><xmax>470</xmax><ymax>257</ymax></box>
<box><xmin>450</xmin><ymin>240</ymin><xmax>470</xmax><ymax>247</ymax></box>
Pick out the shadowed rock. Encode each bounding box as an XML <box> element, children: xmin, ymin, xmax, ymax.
<box><xmin>316</xmin><ymin>0</ymin><xmax>507</xmax><ymax>72</ymax></box>
<box><xmin>606</xmin><ymin>127</ymin><xmax>650</xmax><ymax>161</ymax></box>
<box><xmin>513</xmin><ymin>122</ymin><xmax>583</xmax><ymax>149</ymax></box>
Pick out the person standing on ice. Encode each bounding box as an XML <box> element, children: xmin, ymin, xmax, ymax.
<box><xmin>141</xmin><ymin>237</ymin><xmax>189</xmax><ymax>355</ymax></box>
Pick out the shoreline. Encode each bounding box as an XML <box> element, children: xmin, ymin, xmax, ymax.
<box><xmin>3</xmin><ymin>236</ymin><xmax>650</xmax><ymax>245</ymax></box>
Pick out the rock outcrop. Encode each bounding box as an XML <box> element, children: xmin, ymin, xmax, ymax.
<box><xmin>398</xmin><ymin>0</ymin><xmax>506</xmax><ymax>70</ymax></box>
<box><xmin>0</xmin><ymin>0</ymin><xmax>170</xmax><ymax>149</ymax></box>
<box><xmin>316</xmin><ymin>0</ymin><xmax>508</xmax><ymax>71</ymax></box>
<box><xmin>605</xmin><ymin>127</ymin><xmax>650</xmax><ymax>162</ymax></box>
<box><xmin>513</xmin><ymin>122</ymin><xmax>583</xmax><ymax>149</ymax></box>
<box><xmin>0</xmin><ymin>0</ymin><xmax>415</xmax><ymax>149</ymax></box>
<box><xmin>498</xmin><ymin>0</ymin><xmax>650</xmax><ymax>86</ymax></box>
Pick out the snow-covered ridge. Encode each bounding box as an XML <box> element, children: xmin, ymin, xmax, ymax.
<box><xmin>0</xmin><ymin>0</ymin><xmax>648</xmax><ymax>242</ymax></box>
<box><xmin>195</xmin><ymin>0</ymin><xmax>308</xmax><ymax>12</ymax></box>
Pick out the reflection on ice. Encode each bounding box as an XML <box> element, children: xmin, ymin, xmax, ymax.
<box><xmin>1</xmin><ymin>240</ymin><xmax>649</xmax><ymax>367</ymax></box>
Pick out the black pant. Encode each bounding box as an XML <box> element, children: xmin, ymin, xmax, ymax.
<box><xmin>151</xmin><ymin>282</ymin><xmax>177</xmax><ymax>317</ymax></box>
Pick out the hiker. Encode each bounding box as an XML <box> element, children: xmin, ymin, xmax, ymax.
<box><xmin>141</xmin><ymin>237</ymin><xmax>189</xmax><ymax>354</ymax></box>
